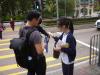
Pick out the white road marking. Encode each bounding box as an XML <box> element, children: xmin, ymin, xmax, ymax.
<box><xmin>76</xmin><ymin>40</ymin><xmax>90</xmax><ymax>48</ymax></box>
<box><xmin>47</xmin><ymin>60</ymin><xmax>89</xmax><ymax>74</ymax></box>
<box><xmin>76</xmin><ymin>40</ymin><xmax>99</xmax><ymax>51</ymax></box>
<box><xmin>47</xmin><ymin>39</ymin><xmax>98</xmax><ymax>74</ymax></box>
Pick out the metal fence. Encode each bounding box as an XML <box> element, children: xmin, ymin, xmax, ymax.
<box><xmin>90</xmin><ymin>34</ymin><xmax>100</xmax><ymax>66</ymax></box>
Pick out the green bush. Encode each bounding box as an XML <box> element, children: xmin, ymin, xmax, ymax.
<box><xmin>43</xmin><ymin>17</ymin><xmax>99</xmax><ymax>26</ymax></box>
<box><xmin>2</xmin><ymin>16</ymin><xmax>11</xmax><ymax>21</ymax></box>
<box><xmin>2</xmin><ymin>15</ymin><xmax>25</xmax><ymax>21</ymax></box>
<box><xmin>15</xmin><ymin>15</ymin><xmax>25</xmax><ymax>20</ymax></box>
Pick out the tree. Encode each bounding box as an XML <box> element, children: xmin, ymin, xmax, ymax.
<box><xmin>0</xmin><ymin>0</ymin><xmax>34</xmax><ymax>20</ymax></box>
<box><xmin>94</xmin><ymin>0</ymin><xmax>100</xmax><ymax>11</ymax></box>
<box><xmin>43</xmin><ymin>0</ymin><xmax>56</xmax><ymax>18</ymax></box>
<box><xmin>59</xmin><ymin>0</ymin><xmax>75</xmax><ymax>17</ymax></box>
<box><xmin>0</xmin><ymin>0</ymin><xmax>76</xmax><ymax>20</ymax></box>
<box><xmin>58</xmin><ymin>0</ymin><xmax>65</xmax><ymax>16</ymax></box>
<box><xmin>18</xmin><ymin>0</ymin><xmax>33</xmax><ymax>15</ymax></box>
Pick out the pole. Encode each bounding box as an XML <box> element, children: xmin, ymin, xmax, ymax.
<box><xmin>56</xmin><ymin>0</ymin><xmax>59</xmax><ymax>20</ymax></box>
<box><xmin>0</xmin><ymin>3</ymin><xmax>2</xmax><ymax>20</ymax></box>
<box><xmin>65</xmin><ymin>0</ymin><xmax>67</xmax><ymax>17</ymax></box>
<box><xmin>38</xmin><ymin>0</ymin><xmax>42</xmax><ymax>16</ymax></box>
<box><xmin>0</xmin><ymin>6</ymin><xmax>1</xmax><ymax>17</ymax></box>
<box><xmin>98</xmin><ymin>35</ymin><xmax>100</xmax><ymax>66</ymax></box>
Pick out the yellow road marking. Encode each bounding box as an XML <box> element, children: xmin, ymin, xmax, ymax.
<box><xmin>5</xmin><ymin>29</ymin><xmax>18</xmax><ymax>32</ymax></box>
<box><xmin>0</xmin><ymin>64</ymin><xmax>18</xmax><ymax>72</ymax></box>
<box><xmin>0</xmin><ymin>43</ymin><xmax>10</xmax><ymax>46</ymax></box>
<box><xmin>0</xmin><ymin>39</ymin><xmax>10</xmax><ymax>46</ymax></box>
<box><xmin>0</xmin><ymin>54</ymin><xmax>55</xmax><ymax>61</ymax></box>
<box><xmin>0</xmin><ymin>54</ymin><xmax>56</xmax><ymax>62</ymax></box>
<box><xmin>0</xmin><ymin>48</ymin><xmax>11</xmax><ymax>51</ymax></box>
<box><xmin>0</xmin><ymin>57</ymin><xmax>56</xmax><ymax>72</ymax></box>
<box><xmin>0</xmin><ymin>39</ymin><xmax>10</xmax><ymax>43</ymax></box>
<box><xmin>5</xmin><ymin>27</ymin><xmax>20</xmax><ymax>32</ymax></box>
<box><xmin>8</xmin><ymin>63</ymin><xmax>61</xmax><ymax>75</ymax></box>
<box><xmin>76</xmin><ymin>56</ymin><xmax>91</xmax><ymax>61</ymax></box>
<box><xmin>9</xmin><ymin>63</ymin><xmax>61</xmax><ymax>75</ymax></box>
<box><xmin>9</xmin><ymin>71</ymin><xmax>27</xmax><ymax>75</ymax></box>
<box><xmin>8</xmin><ymin>55</ymin><xmax>93</xmax><ymax>75</ymax></box>
<box><xmin>46</xmin><ymin>57</ymin><xmax>56</xmax><ymax>62</ymax></box>
<box><xmin>0</xmin><ymin>54</ymin><xmax>14</xmax><ymax>59</ymax></box>
<box><xmin>47</xmin><ymin>63</ymin><xmax>61</xmax><ymax>68</ymax></box>
<box><xmin>0</xmin><ymin>55</ymin><xmax>94</xmax><ymax>73</ymax></box>
<box><xmin>0</xmin><ymin>50</ymin><xmax>95</xmax><ymax>60</ymax></box>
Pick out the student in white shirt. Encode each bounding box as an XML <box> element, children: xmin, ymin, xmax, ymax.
<box><xmin>53</xmin><ymin>17</ymin><xmax>76</xmax><ymax>75</ymax></box>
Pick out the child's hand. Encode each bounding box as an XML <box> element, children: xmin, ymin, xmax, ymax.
<box><xmin>56</xmin><ymin>40</ymin><xmax>70</xmax><ymax>48</ymax></box>
<box><xmin>53</xmin><ymin>47</ymin><xmax>60</xmax><ymax>51</ymax></box>
<box><xmin>61</xmin><ymin>43</ymin><xmax>69</xmax><ymax>48</ymax></box>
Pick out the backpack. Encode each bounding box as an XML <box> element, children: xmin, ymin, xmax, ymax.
<box><xmin>10</xmin><ymin>28</ymin><xmax>36</xmax><ymax>69</ymax></box>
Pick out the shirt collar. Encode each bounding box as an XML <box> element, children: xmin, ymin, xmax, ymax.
<box><xmin>63</xmin><ymin>31</ymin><xmax>70</xmax><ymax>35</ymax></box>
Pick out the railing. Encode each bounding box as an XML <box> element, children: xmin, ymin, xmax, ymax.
<box><xmin>89</xmin><ymin>34</ymin><xmax>100</xmax><ymax>66</ymax></box>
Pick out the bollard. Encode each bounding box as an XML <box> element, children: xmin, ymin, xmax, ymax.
<box><xmin>98</xmin><ymin>35</ymin><xmax>100</xmax><ymax>66</ymax></box>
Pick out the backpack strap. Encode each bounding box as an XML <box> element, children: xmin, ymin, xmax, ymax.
<box><xmin>25</xmin><ymin>28</ymin><xmax>37</xmax><ymax>43</ymax></box>
<box><xmin>19</xmin><ymin>27</ymin><xmax>25</xmax><ymax>38</ymax></box>
<box><xmin>19</xmin><ymin>26</ymin><xmax>36</xmax><ymax>41</ymax></box>
<box><xmin>25</xmin><ymin>28</ymin><xmax>37</xmax><ymax>57</ymax></box>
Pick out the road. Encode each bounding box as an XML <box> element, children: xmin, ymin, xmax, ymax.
<box><xmin>0</xmin><ymin>26</ymin><xmax>99</xmax><ymax>75</ymax></box>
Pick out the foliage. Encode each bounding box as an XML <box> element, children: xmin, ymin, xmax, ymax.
<box><xmin>0</xmin><ymin>0</ymin><xmax>75</xmax><ymax>21</ymax></box>
<box><xmin>43</xmin><ymin>0</ymin><xmax>75</xmax><ymax>18</ymax></box>
<box><xmin>0</xmin><ymin>0</ymin><xmax>33</xmax><ymax>21</ymax></box>
<box><xmin>94</xmin><ymin>0</ymin><xmax>100</xmax><ymax>11</ymax></box>
<box><xmin>59</xmin><ymin>0</ymin><xmax>75</xmax><ymax>16</ymax></box>
<box><xmin>43</xmin><ymin>0</ymin><xmax>56</xmax><ymax>18</ymax></box>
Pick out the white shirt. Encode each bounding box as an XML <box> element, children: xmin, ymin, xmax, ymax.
<box><xmin>60</xmin><ymin>33</ymin><xmax>74</xmax><ymax>65</ymax></box>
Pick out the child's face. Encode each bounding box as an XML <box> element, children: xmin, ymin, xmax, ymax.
<box><xmin>58</xmin><ymin>25</ymin><xmax>69</xmax><ymax>32</ymax></box>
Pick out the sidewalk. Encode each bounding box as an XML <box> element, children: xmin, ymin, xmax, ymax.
<box><xmin>74</xmin><ymin>63</ymin><xmax>100</xmax><ymax>75</ymax></box>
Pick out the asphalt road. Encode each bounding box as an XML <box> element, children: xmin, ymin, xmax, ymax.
<box><xmin>0</xmin><ymin>26</ymin><xmax>99</xmax><ymax>75</ymax></box>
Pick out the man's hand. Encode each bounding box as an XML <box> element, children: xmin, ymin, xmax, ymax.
<box><xmin>48</xmin><ymin>32</ymin><xmax>54</xmax><ymax>37</ymax></box>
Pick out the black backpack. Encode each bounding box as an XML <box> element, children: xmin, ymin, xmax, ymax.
<box><xmin>10</xmin><ymin>28</ymin><xmax>36</xmax><ymax>69</ymax></box>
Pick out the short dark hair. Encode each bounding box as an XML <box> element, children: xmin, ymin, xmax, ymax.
<box><xmin>26</xmin><ymin>11</ymin><xmax>40</xmax><ymax>21</ymax></box>
<box><xmin>58</xmin><ymin>17</ymin><xmax>74</xmax><ymax>34</ymax></box>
